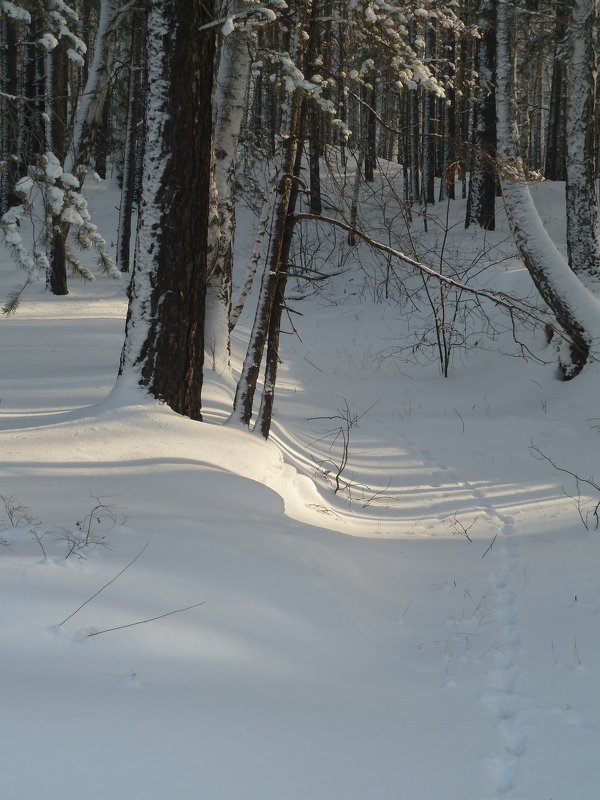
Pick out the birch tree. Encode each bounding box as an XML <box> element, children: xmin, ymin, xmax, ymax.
<box><xmin>205</xmin><ymin>6</ymin><xmax>254</xmax><ymax>374</ymax></box>
<box><xmin>496</xmin><ymin>0</ymin><xmax>600</xmax><ymax>377</ymax></box>
<box><xmin>564</xmin><ymin>0</ymin><xmax>600</xmax><ymax>284</ymax></box>
<box><xmin>69</xmin><ymin>0</ymin><xmax>130</xmax><ymax>179</ymax></box>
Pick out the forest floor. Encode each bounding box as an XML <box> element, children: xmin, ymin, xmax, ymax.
<box><xmin>1</xmin><ymin>167</ymin><xmax>599</xmax><ymax>799</ymax></box>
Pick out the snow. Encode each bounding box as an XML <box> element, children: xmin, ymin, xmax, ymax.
<box><xmin>37</xmin><ymin>32</ymin><xmax>59</xmax><ymax>51</ymax></box>
<box><xmin>61</xmin><ymin>206</ymin><xmax>85</xmax><ymax>225</ymax></box>
<box><xmin>1</xmin><ymin>171</ymin><xmax>600</xmax><ymax>800</ymax></box>
<box><xmin>1</xmin><ymin>0</ymin><xmax>31</xmax><ymax>23</ymax></box>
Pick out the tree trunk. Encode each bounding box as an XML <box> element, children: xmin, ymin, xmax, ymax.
<box><xmin>544</xmin><ymin>1</ymin><xmax>567</xmax><ymax>180</ymax></box>
<box><xmin>565</xmin><ymin>0</ymin><xmax>600</xmax><ymax>283</ymax></box>
<box><xmin>255</xmin><ymin>100</ymin><xmax>308</xmax><ymax>438</ymax></box>
<box><xmin>363</xmin><ymin>84</ymin><xmax>376</xmax><ymax>182</ymax></box>
<box><xmin>0</xmin><ymin>14</ymin><xmax>20</xmax><ymax>214</ymax></box>
<box><xmin>47</xmin><ymin>38</ymin><xmax>69</xmax><ymax>296</ymax></box>
<box><xmin>308</xmin><ymin>103</ymin><xmax>322</xmax><ymax>213</ymax></box>
<box><xmin>229</xmin><ymin>170</ymin><xmax>279</xmax><ymax>331</ymax></box>
<box><xmin>307</xmin><ymin>7</ymin><xmax>322</xmax><ymax>214</ymax></box>
<box><xmin>119</xmin><ymin>0</ymin><xmax>216</xmax><ymax>419</ymax></box>
<box><xmin>229</xmin><ymin>90</ymin><xmax>303</xmax><ymax>427</ymax></box>
<box><xmin>70</xmin><ymin>0</ymin><xmax>125</xmax><ymax>178</ymax></box>
<box><xmin>422</xmin><ymin>27</ymin><xmax>436</xmax><ymax>206</ymax></box>
<box><xmin>409</xmin><ymin>88</ymin><xmax>420</xmax><ymax>202</ymax></box>
<box><xmin>116</xmin><ymin>8</ymin><xmax>145</xmax><ymax>273</ymax></box>
<box><xmin>205</xmin><ymin>19</ymin><xmax>253</xmax><ymax>374</ymax></box>
<box><xmin>465</xmin><ymin>0</ymin><xmax>497</xmax><ymax>230</ymax></box>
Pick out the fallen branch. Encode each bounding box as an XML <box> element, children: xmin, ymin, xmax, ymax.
<box><xmin>290</xmin><ymin>212</ymin><xmax>546</xmax><ymax>323</ymax></box>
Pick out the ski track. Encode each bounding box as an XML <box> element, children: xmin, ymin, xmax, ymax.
<box><xmin>399</xmin><ymin>430</ymin><xmax>527</xmax><ymax>797</ymax></box>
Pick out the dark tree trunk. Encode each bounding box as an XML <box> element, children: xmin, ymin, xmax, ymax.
<box><xmin>544</xmin><ymin>2</ymin><xmax>567</xmax><ymax>180</ymax></box>
<box><xmin>47</xmin><ymin>39</ymin><xmax>69</xmax><ymax>296</ymax></box>
<box><xmin>93</xmin><ymin>94</ymin><xmax>110</xmax><ymax>179</ymax></box>
<box><xmin>409</xmin><ymin>89</ymin><xmax>421</xmax><ymax>202</ymax></box>
<box><xmin>22</xmin><ymin>36</ymin><xmax>46</xmax><ymax>166</ymax></box>
<box><xmin>0</xmin><ymin>15</ymin><xmax>20</xmax><ymax>214</ymax></box>
<box><xmin>257</xmin><ymin>100</ymin><xmax>308</xmax><ymax>438</ymax></box>
<box><xmin>465</xmin><ymin>0</ymin><xmax>497</xmax><ymax>230</ymax></box>
<box><xmin>307</xmin><ymin>9</ymin><xmax>322</xmax><ymax>214</ymax></box>
<box><xmin>119</xmin><ymin>0</ymin><xmax>216</xmax><ymax>420</ymax></box>
<box><xmin>422</xmin><ymin>27</ymin><xmax>436</xmax><ymax>205</ymax></box>
<box><xmin>48</xmin><ymin>222</ymin><xmax>69</xmax><ymax>295</ymax></box>
<box><xmin>116</xmin><ymin>8</ymin><xmax>145</xmax><ymax>273</ymax></box>
<box><xmin>363</xmin><ymin>84</ymin><xmax>376</xmax><ymax>182</ymax></box>
<box><xmin>308</xmin><ymin>104</ymin><xmax>322</xmax><ymax>214</ymax></box>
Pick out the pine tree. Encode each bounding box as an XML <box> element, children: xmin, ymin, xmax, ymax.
<box><xmin>119</xmin><ymin>0</ymin><xmax>216</xmax><ymax>419</ymax></box>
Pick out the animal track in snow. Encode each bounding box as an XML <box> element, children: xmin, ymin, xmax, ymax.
<box><xmin>481</xmin><ymin>515</ymin><xmax>527</xmax><ymax>797</ymax></box>
<box><xmin>393</xmin><ymin>427</ymin><xmax>529</xmax><ymax>796</ymax></box>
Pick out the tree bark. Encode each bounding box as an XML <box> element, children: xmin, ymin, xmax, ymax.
<box><xmin>465</xmin><ymin>0</ymin><xmax>497</xmax><ymax>230</ymax></box>
<box><xmin>47</xmin><ymin>38</ymin><xmax>69</xmax><ymax>296</ymax></box>
<box><xmin>565</xmin><ymin>0</ymin><xmax>600</xmax><ymax>283</ymax></box>
<box><xmin>116</xmin><ymin>8</ymin><xmax>145</xmax><ymax>273</ymax></box>
<box><xmin>255</xmin><ymin>100</ymin><xmax>308</xmax><ymax>438</ymax></box>
<box><xmin>229</xmin><ymin>89</ymin><xmax>303</xmax><ymax>427</ymax></box>
<box><xmin>544</xmin><ymin>1</ymin><xmax>567</xmax><ymax>181</ymax></box>
<box><xmin>205</xmin><ymin>17</ymin><xmax>253</xmax><ymax>374</ymax></box>
<box><xmin>119</xmin><ymin>0</ymin><xmax>216</xmax><ymax>419</ymax></box>
<box><xmin>70</xmin><ymin>0</ymin><xmax>126</xmax><ymax>178</ymax></box>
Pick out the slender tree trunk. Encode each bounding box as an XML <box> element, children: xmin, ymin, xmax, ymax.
<box><xmin>119</xmin><ymin>0</ymin><xmax>216</xmax><ymax>418</ymax></box>
<box><xmin>229</xmin><ymin>171</ymin><xmax>278</xmax><ymax>330</ymax></box>
<box><xmin>308</xmin><ymin>6</ymin><xmax>322</xmax><ymax>213</ymax></box>
<box><xmin>409</xmin><ymin>88</ymin><xmax>421</xmax><ymax>202</ymax></box>
<box><xmin>0</xmin><ymin>14</ymin><xmax>20</xmax><ymax>214</ymax></box>
<box><xmin>528</xmin><ymin>56</ymin><xmax>543</xmax><ymax>171</ymax></box>
<box><xmin>465</xmin><ymin>0</ymin><xmax>496</xmax><ymax>230</ymax></box>
<box><xmin>229</xmin><ymin>0</ymin><xmax>312</xmax><ymax>428</ymax></box>
<box><xmin>308</xmin><ymin>104</ymin><xmax>322</xmax><ymax>213</ymax></box>
<box><xmin>348</xmin><ymin>149</ymin><xmax>364</xmax><ymax>245</ymax></box>
<box><xmin>255</xmin><ymin>100</ymin><xmax>308</xmax><ymax>438</ymax></box>
<box><xmin>205</xmin><ymin>19</ymin><xmax>253</xmax><ymax>374</ymax></box>
<box><xmin>544</xmin><ymin>1</ymin><xmax>567</xmax><ymax>180</ymax></box>
<box><xmin>21</xmin><ymin>31</ymin><xmax>46</xmax><ymax>168</ymax></box>
<box><xmin>422</xmin><ymin>27</ymin><xmax>436</xmax><ymax>206</ymax></box>
<box><xmin>93</xmin><ymin>96</ymin><xmax>110</xmax><ymax>178</ymax></box>
<box><xmin>47</xmin><ymin>38</ymin><xmax>69</xmax><ymax>296</ymax></box>
<box><xmin>363</xmin><ymin>84</ymin><xmax>376</xmax><ymax>182</ymax></box>
<box><xmin>69</xmin><ymin>0</ymin><xmax>125</xmax><ymax>178</ymax></box>
<box><xmin>229</xmin><ymin>90</ymin><xmax>303</xmax><ymax>427</ymax></box>
<box><xmin>116</xmin><ymin>8</ymin><xmax>145</xmax><ymax>273</ymax></box>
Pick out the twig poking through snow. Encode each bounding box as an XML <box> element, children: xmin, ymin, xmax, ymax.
<box><xmin>87</xmin><ymin>602</ymin><xmax>207</xmax><ymax>638</ymax></box>
<box><xmin>59</xmin><ymin>541</ymin><xmax>150</xmax><ymax>626</ymax></box>
<box><xmin>481</xmin><ymin>533</ymin><xmax>498</xmax><ymax>558</ymax></box>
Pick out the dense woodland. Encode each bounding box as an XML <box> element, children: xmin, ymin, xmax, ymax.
<box><xmin>2</xmin><ymin>0</ymin><xmax>600</xmax><ymax>435</ymax></box>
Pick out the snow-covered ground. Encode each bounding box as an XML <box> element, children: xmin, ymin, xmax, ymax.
<box><xmin>1</xmin><ymin>173</ymin><xmax>599</xmax><ymax>799</ymax></box>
